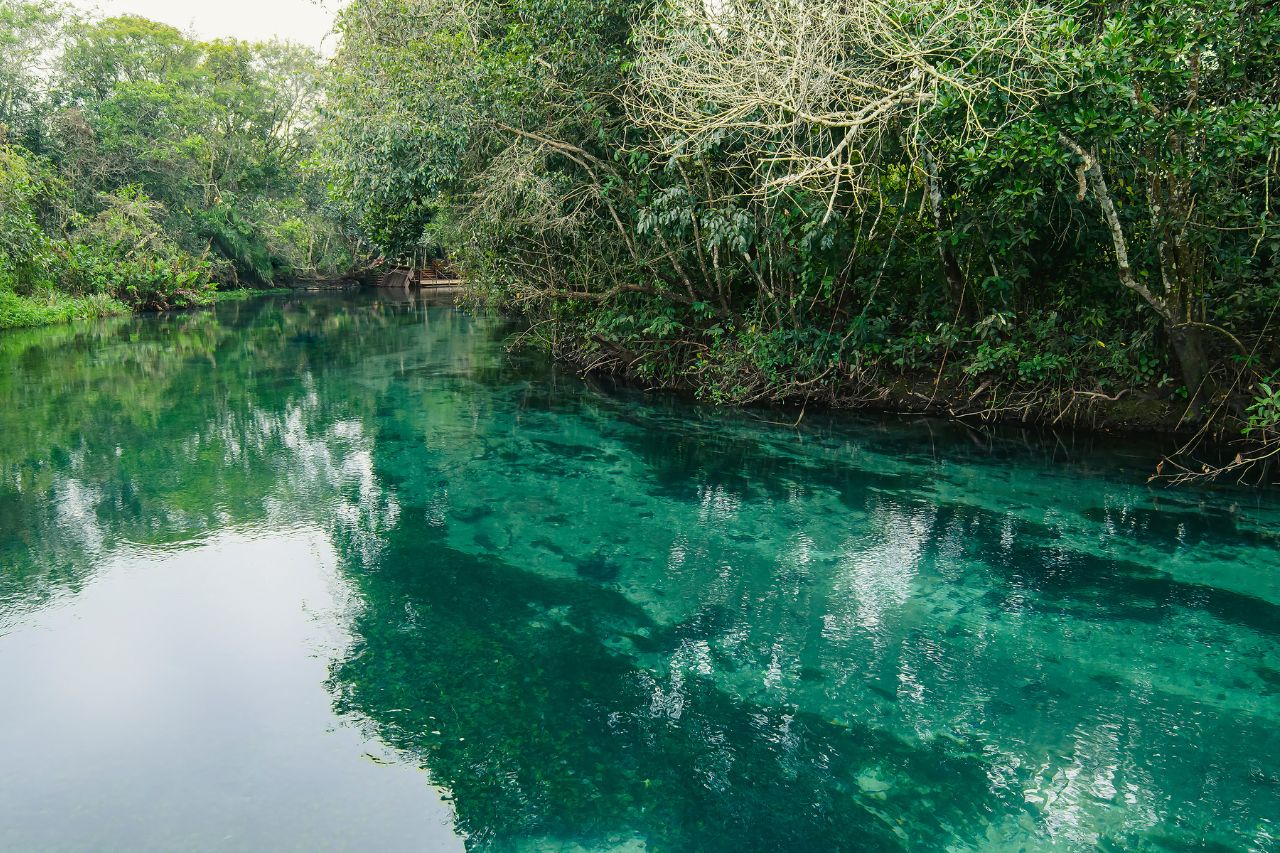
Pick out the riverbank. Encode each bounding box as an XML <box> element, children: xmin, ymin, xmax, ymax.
<box><xmin>0</xmin><ymin>289</ymin><xmax>129</xmax><ymax>330</ymax></box>
<box><xmin>547</xmin><ymin>332</ymin><xmax>1270</xmax><ymax>483</ymax></box>
<box><xmin>0</xmin><ymin>284</ymin><xmax>340</xmax><ymax>332</ymax></box>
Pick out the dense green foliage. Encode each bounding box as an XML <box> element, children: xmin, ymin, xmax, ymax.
<box><xmin>0</xmin><ymin>1</ymin><xmax>353</xmax><ymax>328</ymax></box>
<box><xmin>321</xmin><ymin>0</ymin><xmax>1279</xmax><ymax>473</ymax></box>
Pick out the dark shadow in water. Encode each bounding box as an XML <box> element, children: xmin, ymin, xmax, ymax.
<box><xmin>328</xmin><ymin>524</ymin><xmax>1015</xmax><ymax>851</ymax></box>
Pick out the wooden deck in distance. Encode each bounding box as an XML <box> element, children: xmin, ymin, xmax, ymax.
<box><xmin>375</xmin><ymin>264</ymin><xmax>462</xmax><ymax>289</ymax></box>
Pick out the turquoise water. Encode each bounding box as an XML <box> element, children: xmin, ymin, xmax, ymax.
<box><xmin>0</xmin><ymin>291</ymin><xmax>1277</xmax><ymax>851</ymax></box>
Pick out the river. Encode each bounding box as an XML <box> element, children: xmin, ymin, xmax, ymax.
<box><xmin>0</xmin><ymin>291</ymin><xmax>1276</xmax><ymax>851</ymax></box>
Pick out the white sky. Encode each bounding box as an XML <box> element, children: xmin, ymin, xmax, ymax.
<box><xmin>69</xmin><ymin>1</ymin><xmax>345</xmax><ymax>51</ymax></box>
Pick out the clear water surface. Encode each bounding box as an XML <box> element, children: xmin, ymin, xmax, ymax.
<box><xmin>0</xmin><ymin>291</ymin><xmax>1276</xmax><ymax>851</ymax></box>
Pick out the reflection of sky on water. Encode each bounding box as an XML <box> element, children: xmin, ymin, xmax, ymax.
<box><xmin>0</xmin><ymin>526</ymin><xmax>462</xmax><ymax>851</ymax></box>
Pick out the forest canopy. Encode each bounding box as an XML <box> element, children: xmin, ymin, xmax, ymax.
<box><xmin>0</xmin><ymin>1</ymin><xmax>351</xmax><ymax>326</ymax></box>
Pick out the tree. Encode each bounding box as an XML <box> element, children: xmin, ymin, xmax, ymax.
<box><xmin>632</xmin><ymin>0</ymin><xmax>1068</xmax><ymax>197</ymax></box>
<box><xmin>1</xmin><ymin>5</ymin><xmax>354</xmax><ymax>324</ymax></box>
<box><xmin>1053</xmin><ymin>0</ymin><xmax>1280</xmax><ymax>405</ymax></box>
<box><xmin>628</xmin><ymin>0</ymin><xmax>1075</xmax><ymax>321</ymax></box>
<box><xmin>0</xmin><ymin>144</ymin><xmax>59</xmax><ymax>291</ymax></box>
<box><xmin>0</xmin><ymin>0</ymin><xmax>69</xmax><ymax>148</ymax></box>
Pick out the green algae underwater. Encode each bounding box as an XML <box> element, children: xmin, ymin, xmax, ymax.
<box><xmin>0</xmin><ymin>291</ymin><xmax>1276</xmax><ymax>851</ymax></box>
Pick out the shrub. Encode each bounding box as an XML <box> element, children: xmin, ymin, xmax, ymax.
<box><xmin>63</xmin><ymin>186</ymin><xmax>214</xmax><ymax>309</ymax></box>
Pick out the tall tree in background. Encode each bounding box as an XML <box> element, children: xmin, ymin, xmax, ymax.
<box><xmin>0</xmin><ymin>0</ymin><xmax>67</xmax><ymax>148</ymax></box>
<box><xmin>0</xmin><ymin>0</ymin><xmax>354</xmax><ymax>323</ymax></box>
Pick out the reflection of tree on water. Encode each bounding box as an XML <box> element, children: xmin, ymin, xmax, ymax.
<box><xmin>324</xmin><ymin>371</ymin><xmax>1016</xmax><ymax>850</ymax></box>
<box><xmin>0</xmin><ymin>294</ymin><xmax>465</xmax><ymax>621</ymax></box>
<box><xmin>325</xmin><ymin>331</ymin><xmax>1279</xmax><ymax>850</ymax></box>
<box><xmin>327</xmin><ymin>523</ymin><xmax>1007</xmax><ymax>851</ymax></box>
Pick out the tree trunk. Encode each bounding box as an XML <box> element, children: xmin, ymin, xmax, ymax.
<box><xmin>1059</xmin><ymin>134</ymin><xmax>1214</xmax><ymax>411</ymax></box>
<box><xmin>1168</xmin><ymin>322</ymin><xmax>1211</xmax><ymax>412</ymax></box>
<box><xmin>919</xmin><ymin>142</ymin><xmax>968</xmax><ymax>318</ymax></box>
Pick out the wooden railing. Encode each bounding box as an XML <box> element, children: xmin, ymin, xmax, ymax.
<box><xmin>375</xmin><ymin>259</ymin><xmax>463</xmax><ymax>288</ymax></box>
